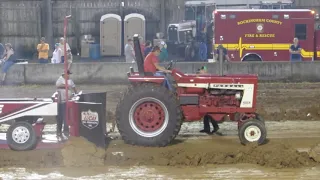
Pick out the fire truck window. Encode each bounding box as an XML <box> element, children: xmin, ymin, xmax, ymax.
<box><xmin>272</xmin><ymin>15</ymin><xmax>279</xmax><ymax>19</ymax></box>
<box><xmin>229</xmin><ymin>14</ymin><xmax>236</xmax><ymax>19</ymax></box>
<box><xmin>295</xmin><ymin>24</ymin><xmax>307</xmax><ymax>40</ymax></box>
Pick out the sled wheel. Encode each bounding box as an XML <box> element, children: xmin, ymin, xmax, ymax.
<box><xmin>238</xmin><ymin>120</ymin><xmax>267</xmax><ymax>145</ymax></box>
<box><xmin>7</xmin><ymin>121</ymin><xmax>38</xmax><ymax>151</ymax></box>
<box><xmin>116</xmin><ymin>83</ymin><xmax>182</xmax><ymax>147</ymax></box>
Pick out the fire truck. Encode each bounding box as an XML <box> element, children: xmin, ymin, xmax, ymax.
<box><xmin>213</xmin><ymin>9</ymin><xmax>320</xmax><ymax>61</ymax></box>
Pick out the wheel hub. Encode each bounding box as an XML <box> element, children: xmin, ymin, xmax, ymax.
<box><xmin>12</xmin><ymin>126</ymin><xmax>30</xmax><ymax>144</ymax></box>
<box><xmin>244</xmin><ymin>125</ymin><xmax>261</xmax><ymax>142</ymax></box>
<box><xmin>129</xmin><ymin>97</ymin><xmax>169</xmax><ymax>138</ymax></box>
<box><xmin>134</xmin><ymin>102</ymin><xmax>165</xmax><ymax>132</ymax></box>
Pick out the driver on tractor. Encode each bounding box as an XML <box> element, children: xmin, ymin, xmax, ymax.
<box><xmin>144</xmin><ymin>46</ymin><xmax>173</xmax><ymax>90</ymax></box>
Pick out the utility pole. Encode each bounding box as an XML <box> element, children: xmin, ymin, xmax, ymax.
<box><xmin>160</xmin><ymin>0</ymin><xmax>166</xmax><ymax>36</ymax></box>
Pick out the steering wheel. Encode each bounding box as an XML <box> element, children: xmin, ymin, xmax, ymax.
<box><xmin>165</xmin><ymin>60</ymin><xmax>175</xmax><ymax>70</ymax></box>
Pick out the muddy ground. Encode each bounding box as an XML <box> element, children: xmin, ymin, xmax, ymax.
<box><xmin>1</xmin><ymin>83</ymin><xmax>320</xmax><ymax>172</ymax></box>
<box><xmin>1</xmin><ymin>83</ymin><xmax>320</xmax><ymax>122</ymax></box>
<box><xmin>1</xmin><ymin>137</ymin><xmax>320</xmax><ymax>170</ymax></box>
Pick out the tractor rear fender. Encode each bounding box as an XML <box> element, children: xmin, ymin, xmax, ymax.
<box><xmin>128</xmin><ymin>76</ymin><xmax>165</xmax><ymax>84</ymax></box>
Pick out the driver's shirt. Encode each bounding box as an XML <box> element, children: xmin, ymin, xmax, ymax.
<box><xmin>144</xmin><ymin>52</ymin><xmax>158</xmax><ymax>74</ymax></box>
<box><xmin>56</xmin><ymin>76</ymin><xmax>76</xmax><ymax>103</ymax></box>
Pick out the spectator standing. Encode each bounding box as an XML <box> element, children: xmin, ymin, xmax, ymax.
<box><xmin>125</xmin><ymin>39</ymin><xmax>135</xmax><ymax>63</ymax></box>
<box><xmin>289</xmin><ymin>37</ymin><xmax>302</xmax><ymax>61</ymax></box>
<box><xmin>59</xmin><ymin>37</ymin><xmax>71</xmax><ymax>64</ymax></box>
<box><xmin>144</xmin><ymin>41</ymin><xmax>152</xmax><ymax>57</ymax></box>
<box><xmin>51</xmin><ymin>43</ymin><xmax>62</xmax><ymax>64</ymax></box>
<box><xmin>139</xmin><ymin>37</ymin><xmax>145</xmax><ymax>57</ymax></box>
<box><xmin>37</xmin><ymin>37</ymin><xmax>50</xmax><ymax>63</ymax></box>
<box><xmin>1</xmin><ymin>43</ymin><xmax>16</xmax><ymax>85</ymax></box>
<box><xmin>215</xmin><ymin>44</ymin><xmax>230</xmax><ymax>62</ymax></box>
<box><xmin>158</xmin><ymin>41</ymin><xmax>169</xmax><ymax>62</ymax></box>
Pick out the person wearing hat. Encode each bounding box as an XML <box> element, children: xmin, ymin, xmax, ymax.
<box><xmin>144</xmin><ymin>45</ymin><xmax>171</xmax><ymax>74</ymax></box>
<box><xmin>158</xmin><ymin>41</ymin><xmax>168</xmax><ymax>63</ymax></box>
<box><xmin>144</xmin><ymin>46</ymin><xmax>173</xmax><ymax>90</ymax></box>
<box><xmin>51</xmin><ymin>43</ymin><xmax>62</xmax><ymax>64</ymax></box>
<box><xmin>55</xmin><ymin>70</ymin><xmax>77</xmax><ymax>136</ymax></box>
<box><xmin>37</xmin><ymin>37</ymin><xmax>50</xmax><ymax>63</ymax></box>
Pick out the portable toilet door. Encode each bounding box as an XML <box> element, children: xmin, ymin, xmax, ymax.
<box><xmin>100</xmin><ymin>14</ymin><xmax>122</xmax><ymax>56</ymax></box>
<box><xmin>124</xmin><ymin>13</ymin><xmax>146</xmax><ymax>47</ymax></box>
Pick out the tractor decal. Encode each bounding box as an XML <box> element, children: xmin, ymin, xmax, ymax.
<box><xmin>81</xmin><ymin>110</ymin><xmax>99</xmax><ymax>129</ymax></box>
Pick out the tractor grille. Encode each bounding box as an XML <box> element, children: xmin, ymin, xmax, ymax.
<box><xmin>179</xmin><ymin>31</ymin><xmax>186</xmax><ymax>42</ymax></box>
<box><xmin>168</xmin><ymin>26</ymin><xmax>178</xmax><ymax>42</ymax></box>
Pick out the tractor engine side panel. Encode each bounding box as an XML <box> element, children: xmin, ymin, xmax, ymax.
<box><xmin>179</xmin><ymin>88</ymin><xmax>244</xmax><ymax>121</ymax></box>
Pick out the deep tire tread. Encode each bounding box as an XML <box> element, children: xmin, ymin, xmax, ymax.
<box><xmin>115</xmin><ymin>83</ymin><xmax>183</xmax><ymax>147</ymax></box>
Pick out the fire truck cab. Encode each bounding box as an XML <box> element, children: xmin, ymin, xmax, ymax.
<box><xmin>213</xmin><ymin>9</ymin><xmax>320</xmax><ymax>61</ymax></box>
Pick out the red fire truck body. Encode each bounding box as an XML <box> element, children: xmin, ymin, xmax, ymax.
<box><xmin>214</xmin><ymin>9</ymin><xmax>320</xmax><ymax>61</ymax></box>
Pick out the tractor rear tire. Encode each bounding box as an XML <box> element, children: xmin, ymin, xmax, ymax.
<box><xmin>7</xmin><ymin>121</ymin><xmax>38</xmax><ymax>151</ymax></box>
<box><xmin>116</xmin><ymin>84</ymin><xmax>183</xmax><ymax>147</ymax></box>
<box><xmin>238</xmin><ymin>120</ymin><xmax>267</xmax><ymax>145</ymax></box>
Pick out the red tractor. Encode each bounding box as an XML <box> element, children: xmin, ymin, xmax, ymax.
<box><xmin>116</xmin><ymin>34</ymin><xmax>266</xmax><ymax>147</ymax></box>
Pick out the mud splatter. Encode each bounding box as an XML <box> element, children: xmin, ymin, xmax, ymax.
<box><xmin>0</xmin><ymin>149</ymin><xmax>62</xmax><ymax>168</ymax></box>
<box><xmin>104</xmin><ymin>139</ymin><xmax>316</xmax><ymax>169</ymax></box>
<box><xmin>61</xmin><ymin>137</ymin><xmax>106</xmax><ymax>167</ymax></box>
<box><xmin>309</xmin><ymin>144</ymin><xmax>320</xmax><ymax>163</ymax></box>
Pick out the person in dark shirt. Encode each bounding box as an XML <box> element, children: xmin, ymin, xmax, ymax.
<box><xmin>289</xmin><ymin>38</ymin><xmax>302</xmax><ymax>61</ymax></box>
<box><xmin>215</xmin><ymin>44</ymin><xmax>230</xmax><ymax>62</ymax></box>
<box><xmin>144</xmin><ymin>41</ymin><xmax>152</xmax><ymax>57</ymax></box>
<box><xmin>196</xmin><ymin>66</ymin><xmax>220</xmax><ymax>134</ymax></box>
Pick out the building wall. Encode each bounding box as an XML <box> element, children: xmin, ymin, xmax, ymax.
<box><xmin>0</xmin><ymin>0</ymin><xmax>181</xmax><ymax>58</ymax></box>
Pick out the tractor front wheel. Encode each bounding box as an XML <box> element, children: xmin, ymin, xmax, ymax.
<box><xmin>116</xmin><ymin>84</ymin><xmax>183</xmax><ymax>147</ymax></box>
<box><xmin>238</xmin><ymin>120</ymin><xmax>267</xmax><ymax>145</ymax></box>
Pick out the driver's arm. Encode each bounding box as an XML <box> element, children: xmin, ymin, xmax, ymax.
<box><xmin>154</xmin><ymin>62</ymin><xmax>171</xmax><ymax>73</ymax></box>
<box><xmin>69</xmin><ymin>80</ymin><xmax>77</xmax><ymax>93</ymax></box>
<box><xmin>151</xmin><ymin>55</ymin><xmax>171</xmax><ymax>73</ymax></box>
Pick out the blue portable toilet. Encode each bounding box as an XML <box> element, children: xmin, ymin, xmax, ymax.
<box><xmin>89</xmin><ymin>43</ymin><xmax>101</xmax><ymax>60</ymax></box>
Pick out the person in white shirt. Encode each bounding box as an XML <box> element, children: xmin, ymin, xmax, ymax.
<box><xmin>55</xmin><ymin>70</ymin><xmax>77</xmax><ymax>136</ymax></box>
<box><xmin>59</xmin><ymin>37</ymin><xmax>71</xmax><ymax>64</ymax></box>
<box><xmin>51</xmin><ymin>43</ymin><xmax>62</xmax><ymax>64</ymax></box>
<box><xmin>59</xmin><ymin>37</ymin><xmax>73</xmax><ymax>70</ymax></box>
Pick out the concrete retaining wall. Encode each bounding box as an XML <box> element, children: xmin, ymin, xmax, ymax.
<box><xmin>5</xmin><ymin>62</ymin><xmax>320</xmax><ymax>85</ymax></box>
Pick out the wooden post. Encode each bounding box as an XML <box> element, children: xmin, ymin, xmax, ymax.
<box><xmin>160</xmin><ymin>0</ymin><xmax>166</xmax><ymax>36</ymax></box>
<box><xmin>72</xmin><ymin>8</ymin><xmax>80</xmax><ymax>55</ymax></box>
<box><xmin>43</xmin><ymin>0</ymin><xmax>53</xmax><ymax>55</ymax></box>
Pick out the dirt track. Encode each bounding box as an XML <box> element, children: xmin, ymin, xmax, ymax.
<box><xmin>1</xmin><ymin>83</ymin><xmax>320</xmax><ymax>176</ymax></box>
<box><xmin>0</xmin><ymin>137</ymin><xmax>320</xmax><ymax>170</ymax></box>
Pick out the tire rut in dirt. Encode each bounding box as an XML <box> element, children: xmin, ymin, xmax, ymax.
<box><xmin>116</xmin><ymin>83</ymin><xmax>183</xmax><ymax>147</ymax></box>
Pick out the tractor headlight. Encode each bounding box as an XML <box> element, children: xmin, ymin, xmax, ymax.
<box><xmin>235</xmin><ymin>92</ymin><xmax>241</xmax><ymax>100</ymax></box>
